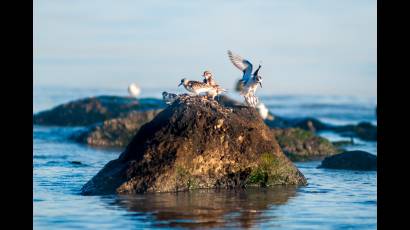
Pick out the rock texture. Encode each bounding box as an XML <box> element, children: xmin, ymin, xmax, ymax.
<box><xmin>71</xmin><ymin>109</ymin><xmax>163</xmax><ymax>147</ymax></box>
<box><xmin>273</xmin><ymin>128</ymin><xmax>340</xmax><ymax>161</ymax></box>
<box><xmin>318</xmin><ymin>150</ymin><xmax>377</xmax><ymax>171</ymax></box>
<box><xmin>33</xmin><ymin>95</ymin><xmax>165</xmax><ymax>126</ymax></box>
<box><xmin>81</xmin><ymin>96</ymin><xmax>307</xmax><ymax>195</ymax></box>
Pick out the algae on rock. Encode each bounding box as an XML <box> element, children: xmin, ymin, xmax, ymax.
<box><xmin>81</xmin><ymin>96</ymin><xmax>307</xmax><ymax>195</ymax></box>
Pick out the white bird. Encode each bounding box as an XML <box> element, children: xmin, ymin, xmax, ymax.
<box><xmin>227</xmin><ymin>50</ymin><xmax>263</xmax><ymax>107</ymax></box>
<box><xmin>256</xmin><ymin>102</ymin><xmax>269</xmax><ymax>120</ymax></box>
<box><xmin>128</xmin><ymin>83</ymin><xmax>141</xmax><ymax>97</ymax></box>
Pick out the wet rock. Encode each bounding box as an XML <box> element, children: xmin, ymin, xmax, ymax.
<box><xmin>273</xmin><ymin>128</ymin><xmax>340</xmax><ymax>161</ymax></box>
<box><xmin>318</xmin><ymin>150</ymin><xmax>377</xmax><ymax>171</ymax></box>
<box><xmin>81</xmin><ymin>95</ymin><xmax>307</xmax><ymax>195</ymax></box>
<box><xmin>71</xmin><ymin>109</ymin><xmax>163</xmax><ymax>147</ymax></box>
<box><xmin>33</xmin><ymin>95</ymin><xmax>165</xmax><ymax>126</ymax></box>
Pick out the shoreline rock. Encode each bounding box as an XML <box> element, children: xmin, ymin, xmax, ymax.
<box><xmin>266</xmin><ymin>117</ymin><xmax>377</xmax><ymax>142</ymax></box>
<box><xmin>71</xmin><ymin>109</ymin><xmax>163</xmax><ymax>147</ymax></box>
<box><xmin>318</xmin><ymin>150</ymin><xmax>377</xmax><ymax>171</ymax></box>
<box><xmin>273</xmin><ymin>128</ymin><xmax>340</xmax><ymax>161</ymax></box>
<box><xmin>33</xmin><ymin>95</ymin><xmax>165</xmax><ymax>126</ymax></box>
<box><xmin>81</xmin><ymin>96</ymin><xmax>307</xmax><ymax>195</ymax></box>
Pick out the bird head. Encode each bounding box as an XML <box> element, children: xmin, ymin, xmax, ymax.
<box><xmin>256</xmin><ymin>75</ymin><xmax>263</xmax><ymax>88</ymax></box>
<box><xmin>254</xmin><ymin>65</ymin><xmax>262</xmax><ymax>88</ymax></box>
<box><xmin>162</xmin><ymin>91</ymin><xmax>168</xmax><ymax>97</ymax></box>
<box><xmin>178</xmin><ymin>78</ymin><xmax>187</xmax><ymax>87</ymax></box>
<box><xmin>202</xmin><ymin>70</ymin><xmax>212</xmax><ymax>80</ymax></box>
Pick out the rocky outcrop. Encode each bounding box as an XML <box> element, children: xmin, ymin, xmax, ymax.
<box><xmin>81</xmin><ymin>96</ymin><xmax>307</xmax><ymax>195</ymax></box>
<box><xmin>266</xmin><ymin>117</ymin><xmax>377</xmax><ymax>142</ymax></box>
<box><xmin>318</xmin><ymin>150</ymin><xmax>377</xmax><ymax>171</ymax></box>
<box><xmin>71</xmin><ymin>109</ymin><xmax>163</xmax><ymax>147</ymax></box>
<box><xmin>33</xmin><ymin>95</ymin><xmax>165</xmax><ymax>126</ymax></box>
<box><xmin>273</xmin><ymin>128</ymin><xmax>340</xmax><ymax>161</ymax></box>
<box><xmin>330</xmin><ymin>122</ymin><xmax>377</xmax><ymax>141</ymax></box>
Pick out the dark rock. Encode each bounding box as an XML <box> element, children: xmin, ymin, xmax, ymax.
<box><xmin>71</xmin><ymin>109</ymin><xmax>163</xmax><ymax>147</ymax></box>
<box><xmin>273</xmin><ymin>128</ymin><xmax>340</xmax><ymax>161</ymax></box>
<box><xmin>265</xmin><ymin>116</ymin><xmax>331</xmax><ymax>131</ymax></box>
<box><xmin>318</xmin><ymin>150</ymin><xmax>377</xmax><ymax>171</ymax></box>
<box><xmin>33</xmin><ymin>95</ymin><xmax>165</xmax><ymax>126</ymax></box>
<box><xmin>331</xmin><ymin>140</ymin><xmax>355</xmax><ymax>147</ymax></box>
<box><xmin>81</xmin><ymin>95</ymin><xmax>307</xmax><ymax>195</ymax></box>
<box><xmin>331</xmin><ymin>122</ymin><xmax>377</xmax><ymax>141</ymax></box>
<box><xmin>266</xmin><ymin>117</ymin><xmax>377</xmax><ymax>142</ymax></box>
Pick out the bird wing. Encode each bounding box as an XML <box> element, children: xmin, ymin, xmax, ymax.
<box><xmin>227</xmin><ymin>50</ymin><xmax>253</xmax><ymax>84</ymax></box>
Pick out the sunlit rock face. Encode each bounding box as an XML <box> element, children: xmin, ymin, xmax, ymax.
<box><xmin>81</xmin><ymin>95</ymin><xmax>307</xmax><ymax>195</ymax></box>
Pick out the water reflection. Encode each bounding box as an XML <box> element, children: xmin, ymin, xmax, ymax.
<box><xmin>109</xmin><ymin>186</ymin><xmax>299</xmax><ymax>229</ymax></box>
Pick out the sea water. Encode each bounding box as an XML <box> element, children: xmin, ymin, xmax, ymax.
<box><xmin>33</xmin><ymin>86</ymin><xmax>376</xmax><ymax>229</ymax></box>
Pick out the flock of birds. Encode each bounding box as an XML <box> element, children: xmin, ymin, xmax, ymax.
<box><xmin>162</xmin><ymin>50</ymin><xmax>263</xmax><ymax>108</ymax></box>
<box><xmin>128</xmin><ymin>50</ymin><xmax>269</xmax><ymax>117</ymax></box>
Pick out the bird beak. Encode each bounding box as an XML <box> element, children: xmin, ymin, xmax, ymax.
<box><xmin>259</xmin><ymin>82</ymin><xmax>262</xmax><ymax>88</ymax></box>
<box><xmin>178</xmin><ymin>82</ymin><xmax>183</xmax><ymax>87</ymax></box>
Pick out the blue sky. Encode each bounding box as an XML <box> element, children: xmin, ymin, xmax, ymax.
<box><xmin>33</xmin><ymin>0</ymin><xmax>376</xmax><ymax>97</ymax></box>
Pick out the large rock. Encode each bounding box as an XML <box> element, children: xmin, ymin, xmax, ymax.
<box><xmin>71</xmin><ymin>109</ymin><xmax>163</xmax><ymax>147</ymax></box>
<box><xmin>81</xmin><ymin>96</ymin><xmax>307</xmax><ymax>195</ymax></box>
<box><xmin>273</xmin><ymin>128</ymin><xmax>340</xmax><ymax>161</ymax></box>
<box><xmin>318</xmin><ymin>150</ymin><xmax>377</xmax><ymax>171</ymax></box>
<box><xmin>33</xmin><ymin>95</ymin><xmax>165</xmax><ymax>126</ymax></box>
<box><xmin>70</xmin><ymin>95</ymin><xmax>245</xmax><ymax>148</ymax></box>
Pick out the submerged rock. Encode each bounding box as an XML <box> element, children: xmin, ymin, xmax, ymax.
<box><xmin>33</xmin><ymin>95</ymin><xmax>165</xmax><ymax>126</ymax></box>
<box><xmin>81</xmin><ymin>96</ymin><xmax>307</xmax><ymax>195</ymax></box>
<box><xmin>318</xmin><ymin>150</ymin><xmax>377</xmax><ymax>171</ymax></box>
<box><xmin>273</xmin><ymin>128</ymin><xmax>340</xmax><ymax>161</ymax></box>
<box><xmin>71</xmin><ymin>109</ymin><xmax>163</xmax><ymax>147</ymax></box>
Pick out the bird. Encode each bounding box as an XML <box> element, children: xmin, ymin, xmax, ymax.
<box><xmin>227</xmin><ymin>50</ymin><xmax>263</xmax><ymax>107</ymax></box>
<box><xmin>256</xmin><ymin>102</ymin><xmax>269</xmax><ymax>120</ymax></box>
<box><xmin>202</xmin><ymin>70</ymin><xmax>227</xmax><ymax>99</ymax></box>
<box><xmin>128</xmin><ymin>83</ymin><xmax>141</xmax><ymax>97</ymax></box>
<box><xmin>202</xmin><ymin>70</ymin><xmax>217</xmax><ymax>86</ymax></box>
<box><xmin>162</xmin><ymin>91</ymin><xmax>179</xmax><ymax>105</ymax></box>
<box><xmin>178</xmin><ymin>78</ymin><xmax>224</xmax><ymax>99</ymax></box>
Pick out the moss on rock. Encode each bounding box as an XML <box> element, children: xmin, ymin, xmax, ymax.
<box><xmin>273</xmin><ymin>128</ymin><xmax>340</xmax><ymax>161</ymax></box>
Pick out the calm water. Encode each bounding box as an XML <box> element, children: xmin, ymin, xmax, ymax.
<box><xmin>33</xmin><ymin>87</ymin><xmax>377</xmax><ymax>229</ymax></box>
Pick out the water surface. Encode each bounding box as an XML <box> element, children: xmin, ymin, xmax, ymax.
<box><xmin>33</xmin><ymin>87</ymin><xmax>376</xmax><ymax>229</ymax></box>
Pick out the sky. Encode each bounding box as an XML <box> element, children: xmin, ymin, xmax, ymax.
<box><xmin>33</xmin><ymin>0</ymin><xmax>377</xmax><ymax>97</ymax></box>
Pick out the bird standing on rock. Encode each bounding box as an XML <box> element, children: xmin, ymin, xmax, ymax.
<box><xmin>179</xmin><ymin>78</ymin><xmax>224</xmax><ymax>100</ymax></box>
<box><xmin>162</xmin><ymin>91</ymin><xmax>179</xmax><ymax>105</ymax></box>
<box><xmin>202</xmin><ymin>70</ymin><xmax>226</xmax><ymax>99</ymax></box>
<box><xmin>227</xmin><ymin>50</ymin><xmax>263</xmax><ymax>107</ymax></box>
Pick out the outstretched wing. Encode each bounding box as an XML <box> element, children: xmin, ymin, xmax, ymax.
<box><xmin>227</xmin><ymin>50</ymin><xmax>253</xmax><ymax>84</ymax></box>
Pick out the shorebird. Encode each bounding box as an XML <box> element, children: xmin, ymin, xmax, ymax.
<box><xmin>227</xmin><ymin>50</ymin><xmax>263</xmax><ymax>107</ymax></box>
<box><xmin>162</xmin><ymin>91</ymin><xmax>179</xmax><ymax>105</ymax></box>
<box><xmin>202</xmin><ymin>70</ymin><xmax>226</xmax><ymax>99</ymax></box>
<box><xmin>128</xmin><ymin>83</ymin><xmax>141</xmax><ymax>97</ymax></box>
<box><xmin>178</xmin><ymin>78</ymin><xmax>224</xmax><ymax>100</ymax></box>
<box><xmin>256</xmin><ymin>102</ymin><xmax>269</xmax><ymax>120</ymax></box>
<box><xmin>202</xmin><ymin>70</ymin><xmax>217</xmax><ymax>86</ymax></box>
